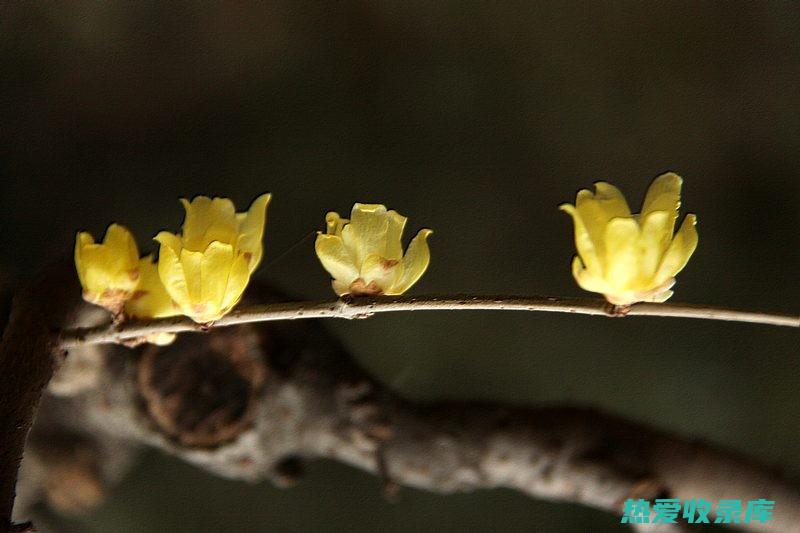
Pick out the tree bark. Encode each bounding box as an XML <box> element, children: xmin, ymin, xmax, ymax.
<box><xmin>18</xmin><ymin>312</ymin><xmax>799</xmax><ymax>532</ymax></box>
<box><xmin>0</xmin><ymin>262</ymin><xmax>81</xmax><ymax>532</ymax></box>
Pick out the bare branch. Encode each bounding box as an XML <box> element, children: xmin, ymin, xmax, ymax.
<box><xmin>27</xmin><ymin>319</ymin><xmax>800</xmax><ymax>532</ymax></box>
<box><xmin>60</xmin><ymin>294</ymin><xmax>799</xmax><ymax>348</ymax></box>
<box><xmin>3</xmin><ymin>266</ymin><xmax>798</xmax><ymax>532</ymax></box>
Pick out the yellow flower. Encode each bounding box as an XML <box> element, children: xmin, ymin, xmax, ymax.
<box><xmin>155</xmin><ymin>193</ymin><xmax>271</xmax><ymax>323</ymax></box>
<box><xmin>315</xmin><ymin>203</ymin><xmax>432</xmax><ymax>296</ymax></box>
<box><xmin>124</xmin><ymin>256</ymin><xmax>180</xmax><ymax>319</ymax></box>
<box><xmin>121</xmin><ymin>259</ymin><xmax>177</xmax><ymax>345</ymax></box>
<box><xmin>74</xmin><ymin>224</ymin><xmax>140</xmax><ymax>314</ymax></box>
<box><xmin>560</xmin><ymin>172</ymin><xmax>698</xmax><ymax>306</ymax></box>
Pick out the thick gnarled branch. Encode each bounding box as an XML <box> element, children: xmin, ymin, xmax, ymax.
<box><xmin>21</xmin><ymin>317</ymin><xmax>800</xmax><ymax>532</ymax></box>
<box><xmin>2</xmin><ymin>263</ymin><xmax>798</xmax><ymax>532</ymax></box>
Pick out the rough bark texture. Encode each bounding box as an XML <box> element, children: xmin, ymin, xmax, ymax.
<box><xmin>0</xmin><ymin>262</ymin><xmax>82</xmax><ymax>532</ymax></box>
<box><xmin>11</xmin><ymin>302</ymin><xmax>800</xmax><ymax>532</ymax></box>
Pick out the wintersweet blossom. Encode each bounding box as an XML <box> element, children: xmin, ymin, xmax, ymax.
<box><xmin>74</xmin><ymin>224</ymin><xmax>140</xmax><ymax>315</ymax></box>
<box><xmin>123</xmin><ymin>258</ymin><xmax>179</xmax><ymax>345</ymax></box>
<box><xmin>560</xmin><ymin>172</ymin><xmax>698</xmax><ymax>306</ymax></box>
<box><xmin>315</xmin><ymin>203</ymin><xmax>432</xmax><ymax>296</ymax></box>
<box><xmin>155</xmin><ymin>193</ymin><xmax>271</xmax><ymax>323</ymax></box>
<box><xmin>124</xmin><ymin>256</ymin><xmax>180</xmax><ymax>319</ymax></box>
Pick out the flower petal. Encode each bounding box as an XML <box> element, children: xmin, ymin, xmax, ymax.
<box><xmin>179</xmin><ymin>248</ymin><xmax>204</xmax><ymax>303</ymax></box>
<box><xmin>331</xmin><ymin>279</ymin><xmax>351</xmax><ymax>296</ymax></box>
<box><xmin>236</xmin><ymin>193</ymin><xmax>271</xmax><ymax>273</ymax></box>
<box><xmin>144</xmin><ymin>332</ymin><xmax>177</xmax><ymax>346</ymax></box>
<box><xmin>154</xmin><ymin>231</ymin><xmax>183</xmax><ymax>254</ymax></box>
<box><xmin>360</xmin><ymin>252</ymin><xmax>403</xmax><ymax>291</ymax></box>
<box><xmin>77</xmin><ymin>245</ymin><xmax>119</xmax><ymax>296</ymax></box>
<box><xmin>603</xmin><ymin>217</ymin><xmax>640</xmax><ymax>291</ymax></box>
<box><xmin>646</xmin><ymin>289</ymin><xmax>674</xmax><ymax>303</ymax></box>
<box><xmin>559</xmin><ymin>204</ymin><xmax>601</xmax><ymax>274</ymax></box>
<box><xmin>220</xmin><ymin>252</ymin><xmax>250</xmax><ymax>313</ymax></box>
<box><xmin>201</xmin><ymin>241</ymin><xmax>235</xmax><ymax>308</ymax></box>
<box><xmin>656</xmin><ymin>214</ymin><xmax>699</xmax><ymax>282</ymax></box>
<box><xmin>125</xmin><ymin>256</ymin><xmax>179</xmax><ymax>319</ymax></box>
<box><xmin>570</xmin><ymin>255</ymin><xmax>608</xmax><ymax>294</ymax></box>
<box><xmin>76</xmin><ymin>231</ymin><xmax>95</xmax><ymax>248</ymax></box>
<box><xmin>641</xmin><ymin>172</ymin><xmax>682</xmax><ymax>217</ymax></box>
<box><xmin>384</xmin><ymin>210</ymin><xmax>407</xmax><ymax>260</ymax></box>
<box><xmin>74</xmin><ymin>232</ymin><xmax>95</xmax><ymax>287</ymax></box>
<box><xmin>392</xmin><ymin>229</ymin><xmax>432</xmax><ymax>294</ymax></box>
<box><xmin>325</xmin><ymin>212</ymin><xmax>349</xmax><ymax>236</ymax></box>
<box><xmin>582</xmin><ymin>182</ymin><xmax>631</xmax><ymax>219</ymax></box>
<box><xmin>315</xmin><ymin>234</ymin><xmax>359</xmax><ymax>286</ymax></box>
<box><xmin>573</xmin><ymin>183</ymin><xmax>630</xmax><ymax>258</ymax></box>
<box><xmin>638</xmin><ymin>210</ymin><xmax>672</xmax><ymax>279</ymax></box>
<box><xmin>180</xmin><ymin>196</ymin><xmax>238</xmax><ymax>251</ymax></box>
<box><xmin>344</xmin><ymin>203</ymin><xmax>389</xmax><ymax>264</ymax></box>
<box><xmin>156</xmin><ymin>239</ymin><xmax>190</xmax><ymax>308</ymax></box>
<box><xmin>75</xmin><ymin>225</ymin><xmax>140</xmax><ymax>303</ymax></box>
<box><xmin>103</xmin><ymin>224</ymin><xmax>139</xmax><ymax>267</ymax></box>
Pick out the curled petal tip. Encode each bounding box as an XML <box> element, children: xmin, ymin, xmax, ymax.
<box><xmin>656</xmin><ymin>171</ymin><xmax>683</xmax><ymax>184</ymax></box>
<box><xmin>248</xmin><ymin>192</ymin><xmax>272</xmax><ymax>210</ymax></box>
<box><xmin>352</xmin><ymin>203</ymin><xmax>387</xmax><ymax>213</ymax></box>
<box><xmin>76</xmin><ymin>231</ymin><xmax>94</xmax><ymax>245</ymax></box>
<box><xmin>154</xmin><ymin>231</ymin><xmax>178</xmax><ymax>246</ymax></box>
<box><xmin>593</xmin><ymin>181</ymin><xmax>617</xmax><ymax>194</ymax></box>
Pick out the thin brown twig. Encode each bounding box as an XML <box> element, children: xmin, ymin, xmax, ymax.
<box><xmin>59</xmin><ymin>294</ymin><xmax>799</xmax><ymax>348</ymax></box>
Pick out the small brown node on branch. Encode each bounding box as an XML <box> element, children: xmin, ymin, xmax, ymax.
<box><xmin>137</xmin><ymin>326</ymin><xmax>266</xmax><ymax>448</ymax></box>
<box><xmin>604</xmin><ymin>302</ymin><xmax>631</xmax><ymax>317</ymax></box>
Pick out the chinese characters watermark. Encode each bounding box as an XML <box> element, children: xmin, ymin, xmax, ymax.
<box><xmin>620</xmin><ymin>498</ymin><xmax>774</xmax><ymax>525</ymax></box>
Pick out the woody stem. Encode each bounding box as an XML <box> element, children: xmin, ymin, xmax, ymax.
<box><xmin>60</xmin><ymin>294</ymin><xmax>799</xmax><ymax>347</ymax></box>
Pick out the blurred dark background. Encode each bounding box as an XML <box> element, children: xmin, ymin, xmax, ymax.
<box><xmin>1</xmin><ymin>2</ymin><xmax>798</xmax><ymax>531</ymax></box>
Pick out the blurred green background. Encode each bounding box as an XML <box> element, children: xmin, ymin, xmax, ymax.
<box><xmin>1</xmin><ymin>1</ymin><xmax>798</xmax><ymax>531</ymax></box>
